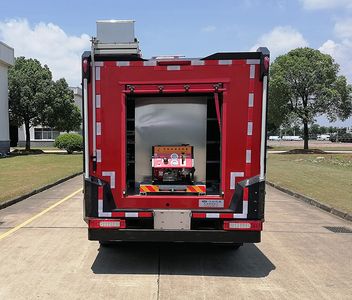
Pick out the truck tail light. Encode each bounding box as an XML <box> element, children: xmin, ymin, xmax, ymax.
<box><xmin>82</xmin><ymin>59</ymin><xmax>89</xmax><ymax>73</ymax></box>
<box><xmin>89</xmin><ymin>219</ymin><xmax>126</xmax><ymax>229</ymax></box>
<box><xmin>263</xmin><ymin>56</ymin><xmax>270</xmax><ymax>71</ymax></box>
<box><xmin>223</xmin><ymin>220</ymin><xmax>262</xmax><ymax>231</ymax></box>
<box><xmin>82</xmin><ymin>58</ymin><xmax>90</xmax><ymax>80</ymax></box>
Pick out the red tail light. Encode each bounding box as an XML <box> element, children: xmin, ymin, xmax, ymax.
<box><xmin>223</xmin><ymin>220</ymin><xmax>262</xmax><ymax>231</ymax></box>
<box><xmin>263</xmin><ymin>56</ymin><xmax>270</xmax><ymax>71</ymax></box>
<box><xmin>82</xmin><ymin>59</ymin><xmax>89</xmax><ymax>75</ymax></box>
<box><xmin>89</xmin><ymin>219</ymin><xmax>126</xmax><ymax>229</ymax></box>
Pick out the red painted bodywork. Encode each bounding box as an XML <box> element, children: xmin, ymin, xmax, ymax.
<box><xmin>87</xmin><ymin>59</ymin><xmax>264</xmax><ymax>209</ymax></box>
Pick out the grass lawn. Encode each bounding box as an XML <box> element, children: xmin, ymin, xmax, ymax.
<box><xmin>13</xmin><ymin>146</ymin><xmax>60</xmax><ymax>151</ymax></box>
<box><xmin>269</xmin><ymin>146</ymin><xmax>352</xmax><ymax>151</ymax></box>
<box><xmin>0</xmin><ymin>154</ymin><xmax>82</xmax><ymax>203</ymax></box>
<box><xmin>267</xmin><ymin>153</ymin><xmax>352</xmax><ymax>214</ymax></box>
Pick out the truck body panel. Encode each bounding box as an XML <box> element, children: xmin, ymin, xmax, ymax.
<box><xmin>83</xmin><ymin>21</ymin><xmax>269</xmax><ymax>244</ymax></box>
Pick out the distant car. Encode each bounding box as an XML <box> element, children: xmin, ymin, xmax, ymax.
<box><xmin>317</xmin><ymin>134</ymin><xmax>330</xmax><ymax>141</ymax></box>
<box><xmin>268</xmin><ymin>136</ymin><xmax>281</xmax><ymax>141</ymax></box>
<box><xmin>282</xmin><ymin>136</ymin><xmax>303</xmax><ymax>141</ymax></box>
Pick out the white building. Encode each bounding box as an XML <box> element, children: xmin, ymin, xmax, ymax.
<box><xmin>0</xmin><ymin>42</ymin><xmax>14</xmax><ymax>154</ymax></box>
<box><xmin>18</xmin><ymin>87</ymin><xmax>82</xmax><ymax>147</ymax></box>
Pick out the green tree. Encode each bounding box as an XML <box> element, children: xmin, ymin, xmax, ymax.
<box><xmin>44</xmin><ymin>78</ymin><xmax>81</xmax><ymax>133</ymax></box>
<box><xmin>8</xmin><ymin>57</ymin><xmax>52</xmax><ymax>150</ymax></box>
<box><xmin>310</xmin><ymin>124</ymin><xmax>321</xmax><ymax>136</ymax></box>
<box><xmin>269</xmin><ymin>47</ymin><xmax>352</xmax><ymax>149</ymax></box>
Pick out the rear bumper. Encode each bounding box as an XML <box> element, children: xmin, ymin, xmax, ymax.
<box><xmin>88</xmin><ymin>229</ymin><xmax>261</xmax><ymax>243</ymax></box>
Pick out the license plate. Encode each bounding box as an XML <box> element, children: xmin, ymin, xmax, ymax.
<box><xmin>199</xmin><ymin>199</ymin><xmax>224</xmax><ymax>208</ymax></box>
<box><xmin>154</xmin><ymin>210</ymin><xmax>191</xmax><ymax>230</ymax></box>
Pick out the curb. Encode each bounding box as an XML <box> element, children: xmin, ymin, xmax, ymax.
<box><xmin>0</xmin><ymin>172</ymin><xmax>83</xmax><ymax>210</ymax></box>
<box><xmin>266</xmin><ymin>181</ymin><xmax>352</xmax><ymax>222</ymax></box>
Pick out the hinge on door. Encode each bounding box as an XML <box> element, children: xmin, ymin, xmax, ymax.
<box><xmin>92</xmin><ymin>155</ymin><xmax>97</xmax><ymax>171</ymax></box>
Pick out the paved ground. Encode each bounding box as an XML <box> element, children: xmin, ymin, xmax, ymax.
<box><xmin>0</xmin><ymin>176</ymin><xmax>351</xmax><ymax>300</ymax></box>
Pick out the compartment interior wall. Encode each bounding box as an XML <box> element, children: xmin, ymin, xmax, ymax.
<box><xmin>126</xmin><ymin>94</ymin><xmax>221</xmax><ymax>195</ymax></box>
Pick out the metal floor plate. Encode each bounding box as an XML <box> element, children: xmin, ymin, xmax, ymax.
<box><xmin>324</xmin><ymin>226</ymin><xmax>352</xmax><ymax>233</ymax></box>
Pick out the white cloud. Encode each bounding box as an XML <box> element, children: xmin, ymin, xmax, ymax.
<box><xmin>334</xmin><ymin>18</ymin><xmax>352</xmax><ymax>39</ymax></box>
<box><xmin>201</xmin><ymin>25</ymin><xmax>216</xmax><ymax>33</ymax></box>
<box><xmin>319</xmin><ymin>20</ymin><xmax>352</xmax><ymax>82</ymax></box>
<box><xmin>319</xmin><ymin>39</ymin><xmax>338</xmax><ymax>55</ymax></box>
<box><xmin>0</xmin><ymin>19</ymin><xmax>90</xmax><ymax>86</ymax></box>
<box><xmin>300</xmin><ymin>0</ymin><xmax>352</xmax><ymax>10</ymax></box>
<box><xmin>250</xmin><ymin>26</ymin><xmax>308</xmax><ymax>58</ymax></box>
<box><xmin>318</xmin><ymin>18</ymin><xmax>352</xmax><ymax>82</ymax></box>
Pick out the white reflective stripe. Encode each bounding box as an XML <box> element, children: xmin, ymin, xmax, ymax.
<box><xmin>167</xmin><ymin>65</ymin><xmax>180</xmax><ymax>71</ymax></box>
<box><xmin>230</xmin><ymin>172</ymin><xmax>244</xmax><ymax>190</ymax></box>
<box><xmin>191</xmin><ymin>60</ymin><xmax>205</xmax><ymax>65</ymax></box>
<box><xmin>218</xmin><ymin>60</ymin><xmax>232</xmax><ymax>65</ymax></box>
<box><xmin>246</xmin><ymin>59</ymin><xmax>260</xmax><ymax>65</ymax></box>
<box><xmin>246</xmin><ymin>150</ymin><xmax>252</xmax><ymax>163</ymax></box>
<box><xmin>206</xmin><ymin>213</ymin><xmax>220</xmax><ymax>218</ymax></box>
<box><xmin>96</xmin><ymin>122</ymin><xmax>101</xmax><ymax>136</ymax></box>
<box><xmin>91</xmin><ymin>45</ymin><xmax>97</xmax><ymax>160</ymax></box>
<box><xmin>95</xmin><ymin>67</ymin><xmax>100</xmax><ymax>80</ymax></box>
<box><xmin>260</xmin><ymin>76</ymin><xmax>268</xmax><ymax>180</ymax></box>
<box><xmin>102</xmin><ymin>171</ymin><xmax>116</xmax><ymax>189</ymax></box>
<box><xmin>247</xmin><ymin>122</ymin><xmax>253</xmax><ymax>135</ymax></box>
<box><xmin>249</xmin><ymin>65</ymin><xmax>255</xmax><ymax>79</ymax></box>
<box><xmin>243</xmin><ymin>201</ymin><xmax>248</xmax><ymax>214</ymax></box>
<box><xmin>98</xmin><ymin>199</ymin><xmax>103</xmax><ymax>212</ymax></box>
<box><xmin>125</xmin><ymin>212</ymin><xmax>138</xmax><ymax>218</ymax></box>
<box><xmin>99</xmin><ymin>211</ymin><xmax>112</xmax><ymax>217</ymax></box>
<box><xmin>233</xmin><ymin>213</ymin><xmax>246</xmax><ymax>219</ymax></box>
<box><xmin>248</xmin><ymin>93</ymin><xmax>254</xmax><ymax>107</ymax></box>
<box><xmin>233</xmin><ymin>201</ymin><xmax>248</xmax><ymax>219</ymax></box>
<box><xmin>96</xmin><ymin>149</ymin><xmax>101</xmax><ymax>162</ymax></box>
<box><xmin>96</xmin><ymin>95</ymin><xmax>101</xmax><ymax>108</ymax></box>
<box><xmin>116</xmin><ymin>61</ymin><xmax>130</xmax><ymax>66</ymax></box>
<box><xmin>83</xmin><ymin>78</ymin><xmax>89</xmax><ymax>179</ymax></box>
<box><xmin>98</xmin><ymin>196</ymin><xmax>112</xmax><ymax>217</ymax></box>
<box><xmin>143</xmin><ymin>61</ymin><xmax>157</xmax><ymax>66</ymax></box>
<box><xmin>95</xmin><ymin>61</ymin><xmax>104</xmax><ymax>67</ymax></box>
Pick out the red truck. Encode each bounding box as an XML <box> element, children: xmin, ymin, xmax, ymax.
<box><xmin>83</xmin><ymin>20</ymin><xmax>269</xmax><ymax>248</ymax></box>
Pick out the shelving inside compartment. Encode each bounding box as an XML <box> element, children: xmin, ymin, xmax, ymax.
<box><xmin>206</xmin><ymin>95</ymin><xmax>221</xmax><ymax>195</ymax></box>
<box><xmin>126</xmin><ymin>98</ymin><xmax>136</xmax><ymax>194</ymax></box>
<box><xmin>125</xmin><ymin>93</ymin><xmax>221</xmax><ymax>195</ymax></box>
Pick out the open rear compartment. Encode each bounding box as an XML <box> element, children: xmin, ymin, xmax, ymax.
<box><xmin>125</xmin><ymin>93</ymin><xmax>222</xmax><ymax>197</ymax></box>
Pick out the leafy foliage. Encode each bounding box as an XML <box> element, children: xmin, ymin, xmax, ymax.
<box><xmin>8</xmin><ymin>57</ymin><xmax>82</xmax><ymax>150</ymax></box>
<box><xmin>269</xmin><ymin>47</ymin><xmax>352</xmax><ymax>149</ymax></box>
<box><xmin>44</xmin><ymin>78</ymin><xmax>81</xmax><ymax>132</ymax></box>
<box><xmin>8</xmin><ymin>57</ymin><xmax>52</xmax><ymax>150</ymax></box>
<box><xmin>54</xmin><ymin>133</ymin><xmax>83</xmax><ymax>154</ymax></box>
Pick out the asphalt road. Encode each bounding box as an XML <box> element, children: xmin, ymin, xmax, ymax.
<box><xmin>0</xmin><ymin>176</ymin><xmax>351</xmax><ymax>300</ymax></box>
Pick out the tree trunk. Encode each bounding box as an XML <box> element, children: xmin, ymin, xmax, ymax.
<box><xmin>303</xmin><ymin>121</ymin><xmax>309</xmax><ymax>150</ymax></box>
<box><xmin>24</xmin><ymin>122</ymin><xmax>31</xmax><ymax>151</ymax></box>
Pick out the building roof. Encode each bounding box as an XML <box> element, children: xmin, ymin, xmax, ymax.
<box><xmin>69</xmin><ymin>86</ymin><xmax>82</xmax><ymax>97</ymax></box>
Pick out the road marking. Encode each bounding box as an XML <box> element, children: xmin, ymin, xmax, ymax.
<box><xmin>0</xmin><ymin>188</ymin><xmax>82</xmax><ymax>241</ymax></box>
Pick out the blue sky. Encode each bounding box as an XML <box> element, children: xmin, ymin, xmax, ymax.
<box><xmin>0</xmin><ymin>0</ymin><xmax>351</xmax><ymax>126</ymax></box>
